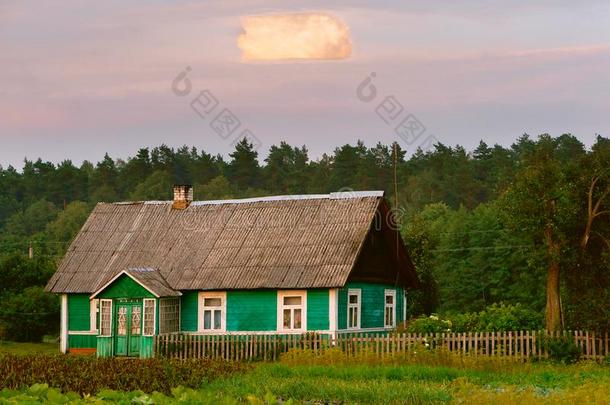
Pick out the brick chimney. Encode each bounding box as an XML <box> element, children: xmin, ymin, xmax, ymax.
<box><xmin>172</xmin><ymin>185</ymin><xmax>193</xmax><ymax>210</ymax></box>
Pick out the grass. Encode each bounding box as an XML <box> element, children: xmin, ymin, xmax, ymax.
<box><xmin>0</xmin><ymin>340</ymin><xmax>58</xmax><ymax>355</ymax></box>
<box><xmin>196</xmin><ymin>362</ymin><xmax>610</xmax><ymax>404</ymax></box>
<box><xmin>2</xmin><ymin>348</ymin><xmax>610</xmax><ymax>403</ymax></box>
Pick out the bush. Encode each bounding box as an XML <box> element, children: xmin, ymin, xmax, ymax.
<box><xmin>475</xmin><ymin>303</ymin><xmax>542</xmax><ymax>332</ymax></box>
<box><xmin>447</xmin><ymin>312</ymin><xmax>479</xmax><ymax>333</ymax></box>
<box><xmin>0</xmin><ymin>286</ymin><xmax>59</xmax><ymax>342</ymax></box>
<box><xmin>407</xmin><ymin>304</ymin><xmax>543</xmax><ymax>334</ymax></box>
<box><xmin>545</xmin><ymin>336</ymin><xmax>581</xmax><ymax>364</ymax></box>
<box><xmin>442</xmin><ymin>303</ymin><xmax>543</xmax><ymax>333</ymax></box>
<box><xmin>0</xmin><ymin>354</ymin><xmax>248</xmax><ymax>395</ymax></box>
<box><xmin>407</xmin><ymin>315</ymin><xmax>452</xmax><ymax>334</ymax></box>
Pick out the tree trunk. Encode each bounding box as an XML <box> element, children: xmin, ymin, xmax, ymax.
<box><xmin>545</xmin><ymin>258</ymin><xmax>562</xmax><ymax>331</ymax></box>
<box><xmin>544</xmin><ymin>223</ymin><xmax>563</xmax><ymax>331</ymax></box>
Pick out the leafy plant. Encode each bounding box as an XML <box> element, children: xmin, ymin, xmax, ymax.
<box><xmin>407</xmin><ymin>314</ymin><xmax>452</xmax><ymax>334</ymax></box>
<box><xmin>544</xmin><ymin>336</ymin><xmax>581</xmax><ymax>364</ymax></box>
<box><xmin>475</xmin><ymin>303</ymin><xmax>543</xmax><ymax>332</ymax></box>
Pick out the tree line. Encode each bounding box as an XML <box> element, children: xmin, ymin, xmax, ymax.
<box><xmin>0</xmin><ymin>133</ymin><xmax>608</xmax><ymax>340</ymax></box>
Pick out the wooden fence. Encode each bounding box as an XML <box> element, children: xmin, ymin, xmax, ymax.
<box><xmin>154</xmin><ymin>330</ymin><xmax>610</xmax><ymax>362</ymax></box>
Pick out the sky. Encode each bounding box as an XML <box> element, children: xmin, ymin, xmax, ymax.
<box><xmin>1</xmin><ymin>0</ymin><xmax>609</xmax><ymax>169</ymax></box>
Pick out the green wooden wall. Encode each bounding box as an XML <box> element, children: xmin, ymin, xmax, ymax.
<box><xmin>226</xmin><ymin>290</ymin><xmax>277</xmax><ymax>331</ymax></box>
<box><xmin>68</xmin><ymin>334</ymin><xmax>96</xmax><ymax>349</ymax></box>
<box><xmin>307</xmin><ymin>289</ymin><xmax>329</xmax><ymax>330</ymax></box>
<box><xmin>338</xmin><ymin>282</ymin><xmax>404</xmax><ymax>330</ymax></box>
<box><xmin>97</xmin><ymin>275</ymin><xmax>155</xmax><ymax>299</ymax></box>
<box><xmin>140</xmin><ymin>336</ymin><xmax>154</xmax><ymax>358</ymax></box>
<box><xmin>68</xmin><ymin>294</ymin><xmax>90</xmax><ymax>331</ymax></box>
<box><xmin>97</xmin><ymin>337</ymin><xmax>113</xmax><ymax>357</ymax></box>
<box><xmin>180</xmin><ymin>291</ymin><xmax>198</xmax><ymax>332</ymax></box>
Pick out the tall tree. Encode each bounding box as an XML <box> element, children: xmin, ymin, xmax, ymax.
<box><xmin>502</xmin><ymin>135</ymin><xmax>575</xmax><ymax>330</ymax></box>
<box><xmin>227</xmin><ymin>138</ymin><xmax>261</xmax><ymax>190</ymax></box>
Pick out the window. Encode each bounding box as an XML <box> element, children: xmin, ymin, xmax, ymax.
<box><xmin>159</xmin><ymin>298</ymin><xmax>180</xmax><ymax>334</ymax></box>
<box><xmin>100</xmin><ymin>299</ymin><xmax>112</xmax><ymax>336</ymax></box>
<box><xmin>199</xmin><ymin>292</ymin><xmax>226</xmax><ymax>332</ymax></box>
<box><xmin>90</xmin><ymin>299</ymin><xmax>99</xmax><ymax>332</ymax></box>
<box><xmin>277</xmin><ymin>291</ymin><xmax>307</xmax><ymax>332</ymax></box>
<box><xmin>143</xmin><ymin>299</ymin><xmax>156</xmax><ymax>336</ymax></box>
<box><xmin>131</xmin><ymin>306</ymin><xmax>142</xmax><ymax>335</ymax></box>
<box><xmin>347</xmin><ymin>289</ymin><xmax>361</xmax><ymax>329</ymax></box>
<box><xmin>384</xmin><ymin>290</ymin><xmax>396</xmax><ymax>328</ymax></box>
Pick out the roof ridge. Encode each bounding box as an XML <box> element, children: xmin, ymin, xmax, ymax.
<box><xmin>101</xmin><ymin>190</ymin><xmax>385</xmax><ymax>206</ymax></box>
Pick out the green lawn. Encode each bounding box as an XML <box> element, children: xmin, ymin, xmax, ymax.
<box><xmin>0</xmin><ymin>340</ymin><xmax>58</xmax><ymax>355</ymax></box>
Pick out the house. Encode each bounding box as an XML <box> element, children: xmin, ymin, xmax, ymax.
<box><xmin>45</xmin><ymin>186</ymin><xmax>419</xmax><ymax>357</ymax></box>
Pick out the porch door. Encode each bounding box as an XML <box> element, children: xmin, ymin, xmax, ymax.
<box><xmin>114</xmin><ymin>302</ymin><xmax>142</xmax><ymax>357</ymax></box>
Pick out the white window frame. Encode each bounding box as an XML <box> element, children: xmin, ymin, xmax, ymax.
<box><xmin>347</xmin><ymin>289</ymin><xmax>361</xmax><ymax>330</ymax></box>
<box><xmin>143</xmin><ymin>298</ymin><xmax>156</xmax><ymax>336</ymax></box>
<box><xmin>384</xmin><ymin>289</ymin><xmax>396</xmax><ymax>328</ymax></box>
<box><xmin>90</xmin><ymin>299</ymin><xmax>99</xmax><ymax>333</ymax></box>
<box><xmin>99</xmin><ymin>299</ymin><xmax>113</xmax><ymax>337</ymax></box>
<box><xmin>198</xmin><ymin>292</ymin><xmax>226</xmax><ymax>333</ymax></box>
<box><xmin>277</xmin><ymin>290</ymin><xmax>307</xmax><ymax>333</ymax></box>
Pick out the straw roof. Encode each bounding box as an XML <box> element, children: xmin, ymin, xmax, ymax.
<box><xmin>46</xmin><ymin>191</ymin><xmax>417</xmax><ymax>294</ymax></box>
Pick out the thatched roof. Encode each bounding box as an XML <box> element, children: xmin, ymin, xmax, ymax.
<box><xmin>46</xmin><ymin>191</ymin><xmax>418</xmax><ymax>294</ymax></box>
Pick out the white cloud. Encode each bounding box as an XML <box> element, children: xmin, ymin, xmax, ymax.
<box><xmin>237</xmin><ymin>12</ymin><xmax>352</xmax><ymax>61</ymax></box>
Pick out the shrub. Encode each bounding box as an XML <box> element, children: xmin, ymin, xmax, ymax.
<box><xmin>448</xmin><ymin>312</ymin><xmax>479</xmax><ymax>333</ymax></box>
<box><xmin>475</xmin><ymin>303</ymin><xmax>542</xmax><ymax>332</ymax></box>
<box><xmin>408</xmin><ymin>304</ymin><xmax>542</xmax><ymax>335</ymax></box>
<box><xmin>0</xmin><ymin>354</ymin><xmax>248</xmax><ymax>395</ymax></box>
<box><xmin>406</xmin><ymin>315</ymin><xmax>452</xmax><ymax>334</ymax></box>
<box><xmin>545</xmin><ymin>336</ymin><xmax>581</xmax><ymax>364</ymax></box>
<box><xmin>0</xmin><ymin>286</ymin><xmax>59</xmax><ymax>342</ymax></box>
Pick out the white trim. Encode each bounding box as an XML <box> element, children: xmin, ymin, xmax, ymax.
<box><xmin>338</xmin><ymin>327</ymin><xmax>389</xmax><ymax>333</ymax></box>
<box><xmin>328</xmin><ymin>289</ymin><xmax>338</xmax><ymax>339</ymax></box>
<box><xmin>183</xmin><ymin>327</ymin><xmax>392</xmax><ymax>336</ymax></box>
<box><xmin>90</xmin><ymin>270</ymin><xmax>157</xmax><ymax>299</ymax></box>
<box><xmin>60</xmin><ymin>294</ymin><xmax>68</xmax><ymax>353</ymax></box>
<box><xmin>90</xmin><ymin>270</ymin><xmax>182</xmax><ymax>299</ymax></box>
<box><xmin>68</xmin><ymin>331</ymin><xmax>98</xmax><ymax>335</ymax></box>
<box><xmin>189</xmin><ymin>329</ymin><xmax>329</xmax><ymax>336</ymax></box>
<box><xmin>99</xmin><ymin>299</ymin><xmax>113</xmax><ymax>337</ymax></box>
<box><xmin>403</xmin><ymin>290</ymin><xmax>408</xmax><ymax>327</ymax></box>
<box><xmin>90</xmin><ymin>299</ymin><xmax>99</xmax><ymax>333</ymax></box>
<box><xmin>384</xmin><ymin>289</ymin><xmax>397</xmax><ymax>328</ymax></box>
<box><xmin>198</xmin><ymin>292</ymin><xmax>227</xmax><ymax>332</ymax></box>
<box><xmin>143</xmin><ymin>298</ymin><xmax>156</xmax><ymax>336</ymax></box>
<box><xmin>277</xmin><ymin>290</ymin><xmax>307</xmax><ymax>333</ymax></box>
<box><xmin>347</xmin><ymin>288</ymin><xmax>361</xmax><ymax>330</ymax></box>
<box><xmin>117</xmin><ymin>191</ymin><xmax>385</xmax><ymax>207</ymax></box>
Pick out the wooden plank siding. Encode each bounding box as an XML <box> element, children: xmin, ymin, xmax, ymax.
<box><xmin>180</xmin><ymin>291</ymin><xmax>198</xmax><ymax>332</ymax></box>
<box><xmin>68</xmin><ymin>334</ymin><xmax>96</xmax><ymax>349</ymax></box>
<box><xmin>97</xmin><ymin>275</ymin><xmax>155</xmax><ymax>299</ymax></box>
<box><xmin>67</xmin><ymin>294</ymin><xmax>90</xmax><ymax>330</ymax></box>
<box><xmin>226</xmin><ymin>290</ymin><xmax>277</xmax><ymax>331</ymax></box>
<box><xmin>338</xmin><ymin>282</ymin><xmax>404</xmax><ymax>330</ymax></box>
<box><xmin>307</xmin><ymin>289</ymin><xmax>329</xmax><ymax>330</ymax></box>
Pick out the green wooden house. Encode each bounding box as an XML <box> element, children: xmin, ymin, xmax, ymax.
<box><xmin>46</xmin><ymin>186</ymin><xmax>419</xmax><ymax>357</ymax></box>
